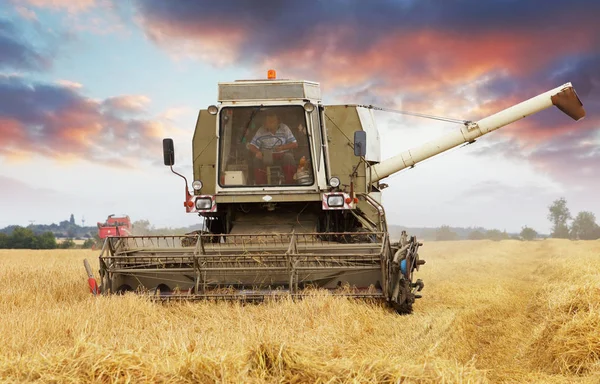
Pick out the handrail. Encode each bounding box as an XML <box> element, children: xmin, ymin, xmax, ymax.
<box><xmin>357</xmin><ymin>193</ymin><xmax>388</xmax><ymax>233</ymax></box>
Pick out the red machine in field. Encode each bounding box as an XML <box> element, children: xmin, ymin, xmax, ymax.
<box><xmin>97</xmin><ymin>214</ymin><xmax>132</xmax><ymax>239</ymax></box>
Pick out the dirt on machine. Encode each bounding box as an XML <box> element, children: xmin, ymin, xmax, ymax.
<box><xmin>84</xmin><ymin>70</ymin><xmax>585</xmax><ymax>314</ymax></box>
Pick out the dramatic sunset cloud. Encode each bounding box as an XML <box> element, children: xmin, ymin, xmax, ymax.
<box><xmin>0</xmin><ymin>0</ymin><xmax>598</xmax><ymax>231</ymax></box>
<box><xmin>132</xmin><ymin>0</ymin><xmax>600</xmax><ymax>146</ymax></box>
<box><xmin>0</xmin><ymin>75</ymin><xmax>166</xmax><ymax>165</ymax></box>
<box><xmin>0</xmin><ymin>13</ymin><xmax>178</xmax><ymax>167</ymax></box>
<box><xmin>132</xmin><ymin>0</ymin><xmax>599</xmax><ymax>87</ymax></box>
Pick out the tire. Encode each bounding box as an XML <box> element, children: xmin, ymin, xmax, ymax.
<box><xmin>392</xmin><ymin>299</ymin><xmax>413</xmax><ymax>315</ymax></box>
<box><xmin>390</xmin><ymin>290</ymin><xmax>415</xmax><ymax>315</ymax></box>
<box><xmin>116</xmin><ymin>284</ymin><xmax>133</xmax><ymax>295</ymax></box>
<box><xmin>155</xmin><ymin>284</ymin><xmax>171</xmax><ymax>296</ymax></box>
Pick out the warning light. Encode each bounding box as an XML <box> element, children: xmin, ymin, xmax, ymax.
<box><xmin>353</xmin><ymin>197</ymin><xmax>359</xmax><ymax>204</ymax></box>
<box><xmin>267</xmin><ymin>69</ymin><xmax>276</xmax><ymax>79</ymax></box>
<box><xmin>345</xmin><ymin>197</ymin><xmax>352</xmax><ymax>204</ymax></box>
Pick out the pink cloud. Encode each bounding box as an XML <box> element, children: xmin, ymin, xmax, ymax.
<box><xmin>138</xmin><ymin>18</ymin><xmax>247</xmax><ymax>66</ymax></box>
<box><xmin>20</xmin><ymin>0</ymin><xmax>96</xmax><ymax>12</ymax></box>
<box><xmin>15</xmin><ymin>6</ymin><xmax>38</xmax><ymax>20</ymax></box>
<box><xmin>102</xmin><ymin>95</ymin><xmax>152</xmax><ymax>114</ymax></box>
<box><xmin>55</xmin><ymin>79</ymin><xmax>83</xmax><ymax>89</ymax></box>
<box><xmin>0</xmin><ymin>79</ymin><xmax>169</xmax><ymax>167</ymax></box>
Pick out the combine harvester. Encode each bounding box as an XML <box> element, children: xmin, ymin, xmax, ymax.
<box><xmin>97</xmin><ymin>214</ymin><xmax>132</xmax><ymax>239</ymax></box>
<box><xmin>84</xmin><ymin>70</ymin><xmax>585</xmax><ymax>314</ymax></box>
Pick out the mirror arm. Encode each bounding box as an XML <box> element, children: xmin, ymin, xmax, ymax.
<box><xmin>170</xmin><ymin>166</ymin><xmax>192</xmax><ymax>199</ymax></box>
<box><xmin>349</xmin><ymin>157</ymin><xmax>364</xmax><ymax>201</ymax></box>
<box><xmin>351</xmin><ymin>158</ymin><xmax>362</xmax><ymax>178</ymax></box>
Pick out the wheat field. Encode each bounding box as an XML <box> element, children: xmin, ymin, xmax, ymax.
<box><xmin>1</xmin><ymin>239</ymin><xmax>599</xmax><ymax>383</ymax></box>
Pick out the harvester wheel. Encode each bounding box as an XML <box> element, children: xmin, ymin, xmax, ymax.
<box><xmin>392</xmin><ymin>296</ymin><xmax>414</xmax><ymax>315</ymax></box>
<box><xmin>116</xmin><ymin>284</ymin><xmax>133</xmax><ymax>295</ymax></box>
<box><xmin>154</xmin><ymin>284</ymin><xmax>171</xmax><ymax>296</ymax></box>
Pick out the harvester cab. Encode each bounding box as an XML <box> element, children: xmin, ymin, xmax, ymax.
<box><xmin>88</xmin><ymin>70</ymin><xmax>585</xmax><ymax>315</ymax></box>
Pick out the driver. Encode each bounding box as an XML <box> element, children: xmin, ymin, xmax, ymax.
<box><xmin>248</xmin><ymin>110</ymin><xmax>298</xmax><ymax>184</ymax></box>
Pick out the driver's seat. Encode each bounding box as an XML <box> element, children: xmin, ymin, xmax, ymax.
<box><xmin>266</xmin><ymin>166</ymin><xmax>282</xmax><ymax>185</ymax></box>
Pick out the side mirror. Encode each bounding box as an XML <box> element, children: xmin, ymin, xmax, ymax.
<box><xmin>353</xmin><ymin>131</ymin><xmax>367</xmax><ymax>157</ymax></box>
<box><xmin>163</xmin><ymin>138</ymin><xmax>175</xmax><ymax>166</ymax></box>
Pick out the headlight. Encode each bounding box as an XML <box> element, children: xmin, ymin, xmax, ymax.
<box><xmin>207</xmin><ymin>105</ymin><xmax>218</xmax><ymax>115</ymax></box>
<box><xmin>327</xmin><ymin>195</ymin><xmax>344</xmax><ymax>207</ymax></box>
<box><xmin>303</xmin><ymin>102</ymin><xmax>315</xmax><ymax>113</ymax></box>
<box><xmin>195</xmin><ymin>198</ymin><xmax>212</xmax><ymax>210</ymax></box>
<box><xmin>329</xmin><ymin>177</ymin><xmax>340</xmax><ymax>188</ymax></box>
<box><xmin>192</xmin><ymin>180</ymin><xmax>203</xmax><ymax>191</ymax></box>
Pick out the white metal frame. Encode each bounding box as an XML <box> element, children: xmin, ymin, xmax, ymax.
<box><xmin>213</xmin><ymin>100</ymin><xmax>328</xmax><ymax>194</ymax></box>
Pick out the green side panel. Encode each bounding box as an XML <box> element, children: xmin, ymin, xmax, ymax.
<box><xmin>323</xmin><ymin>105</ymin><xmax>380</xmax><ymax>227</ymax></box>
<box><xmin>192</xmin><ymin>110</ymin><xmax>217</xmax><ymax>195</ymax></box>
<box><xmin>322</xmin><ymin>105</ymin><xmax>367</xmax><ymax>194</ymax></box>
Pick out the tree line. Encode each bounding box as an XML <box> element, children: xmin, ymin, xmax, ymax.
<box><xmin>547</xmin><ymin>197</ymin><xmax>600</xmax><ymax>240</ymax></box>
<box><xmin>0</xmin><ymin>214</ymin><xmax>95</xmax><ymax>239</ymax></box>
<box><xmin>435</xmin><ymin>226</ymin><xmax>519</xmax><ymax>241</ymax></box>
<box><xmin>0</xmin><ymin>227</ymin><xmax>96</xmax><ymax>249</ymax></box>
<box><xmin>0</xmin><ymin>218</ymin><xmax>203</xmax><ymax>250</ymax></box>
<box><xmin>3</xmin><ymin>201</ymin><xmax>597</xmax><ymax>249</ymax></box>
<box><xmin>435</xmin><ymin>197</ymin><xmax>600</xmax><ymax>241</ymax></box>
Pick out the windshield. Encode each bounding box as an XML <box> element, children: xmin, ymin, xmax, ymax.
<box><xmin>218</xmin><ymin>105</ymin><xmax>314</xmax><ymax>187</ymax></box>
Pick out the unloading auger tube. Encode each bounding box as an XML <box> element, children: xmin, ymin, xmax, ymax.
<box><xmin>82</xmin><ymin>81</ymin><xmax>585</xmax><ymax>316</ymax></box>
<box><xmin>369</xmin><ymin>82</ymin><xmax>585</xmax><ymax>183</ymax></box>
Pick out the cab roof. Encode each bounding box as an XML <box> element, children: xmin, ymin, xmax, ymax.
<box><xmin>217</xmin><ymin>79</ymin><xmax>321</xmax><ymax>103</ymax></box>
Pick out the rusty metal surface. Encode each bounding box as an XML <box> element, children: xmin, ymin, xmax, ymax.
<box><xmin>551</xmin><ymin>87</ymin><xmax>586</xmax><ymax>121</ymax></box>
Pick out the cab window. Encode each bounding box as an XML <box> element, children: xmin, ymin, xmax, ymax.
<box><xmin>218</xmin><ymin>106</ymin><xmax>314</xmax><ymax>187</ymax></box>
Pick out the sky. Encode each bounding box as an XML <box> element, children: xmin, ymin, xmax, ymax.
<box><xmin>0</xmin><ymin>0</ymin><xmax>598</xmax><ymax>233</ymax></box>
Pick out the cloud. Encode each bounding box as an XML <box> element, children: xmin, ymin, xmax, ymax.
<box><xmin>101</xmin><ymin>95</ymin><xmax>151</xmax><ymax>114</ymax></box>
<box><xmin>0</xmin><ymin>174</ymin><xmax>124</xmax><ymax>229</ymax></box>
<box><xmin>0</xmin><ymin>18</ymin><xmax>51</xmax><ymax>71</ymax></box>
<box><xmin>132</xmin><ymin>0</ymin><xmax>599</xmax><ymax>81</ymax></box>
<box><xmin>17</xmin><ymin>0</ymin><xmax>96</xmax><ymax>13</ymax></box>
<box><xmin>14</xmin><ymin>6</ymin><xmax>38</xmax><ymax>20</ymax></box>
<box><xmin>528</xmin><ymin>128</ymin><xmax>600</xmax><ymax>190</ymax></box>
<box><xmin>470</xmin><ymin>127</ymin><xmax>600</xmax><ymax>190</ymax></box>
<box><xmin>131</xmin><ymin>0</ymin><xmax>599</xmax><ymax>138</ymax></box>
<box><xmin>469</xmin><ymin>138</ymin><xmax>528</xmax><ymax>162</ymax></box>
<box><xmin>55</xmin><ymin>79</ymin><xmax>83</xmax><ymax>89</ymax></box>
<box><xmin>443</xmin><ymin>180</ymin><xmax>559</xmax><ymax>213</ymax></box>
<box><xmin>0</xmin><ymin>175</ymin><xmax>69</xmax><ymax>227</ymax></box>
<box><xmin>0</xmin><ymin>175</ymin><xmax>64</xmax><ymax>202</ymax></box>
<box><xmin>463</xmin><ymin>51</ymin><xmax>600</xmax><ymax>135</ymax></box>
<box><xmin>0</xmin><ymin>75</ymin><xmax>169</xmax><ymax>166</ymax></box>
<box><xmin>9</xmin><ymin>0</ymin><xmax>128</xmax><ymax>37</ymax></box>
<box><xmin>159</xmin><ymin>106</ymin><xmax>195</xmax><ymax>122</ymax></box>
<box><xmin>129</xmin><ymin>0</ymin><xmax>600</xmax><ymax>191</ymax></box>
<box><xmin>131</xmin><ymin>0</ymin><xmax>600</xmax><ymax>120</ymax></box>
